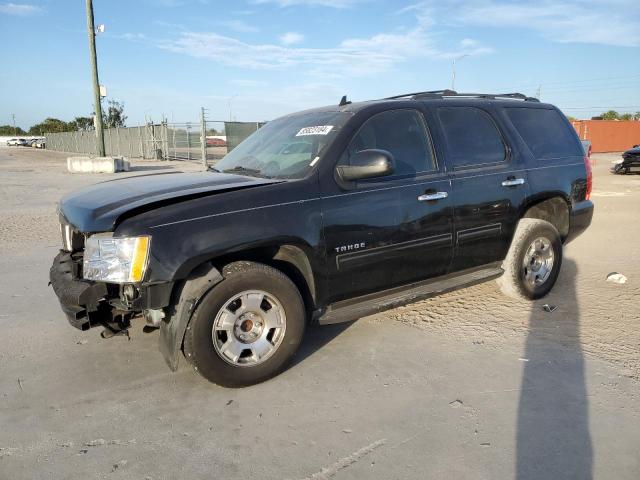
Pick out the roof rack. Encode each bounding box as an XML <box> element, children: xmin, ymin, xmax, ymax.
<box><xmin>384</xmin><ymin>90</ymin><xmax>540</xmax><ymax>102</ymax></box>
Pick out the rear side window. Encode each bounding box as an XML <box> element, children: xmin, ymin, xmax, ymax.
<box><xmin>505</xmin><ymin>107</ymin><xmax>582</xmax><ymax>160</ymax></box>
<box><xmin>437</xmin><ymin>107</ymin><xmax>506</xmax><ymax>168</ymax></box>
<box><xmin>342</xmin><ymin>109</ymin><xmax>436</xmax><ymax>176</ymax></box>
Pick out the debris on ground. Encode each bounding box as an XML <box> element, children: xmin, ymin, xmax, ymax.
<box><xmin>606</xmin><ymin>272</ymin><xmax>627</xmax><ymax>284</ymax></box>
<box><xmin>519</xmin><ymin>358</ymin><xmax>530</xmax><ymax>362</ymax></box>
<box><xmin>108</xmin><ymin>439</ymin><xmax>136</xmax><ymax>446</ymax></box>
<box><xmin>542</xmin><ymin>304</ymin><xmax>557</xmax><ymax>313</ymax></box>
<box><xmin>342</xmin><ymin>429</ymin><xmax>353</xmax><ymax>434</ymax></box>
<box><xmin>0</xmin><ymin>447</ymin><xmax>17</xmax><ymax>458</ymax></box>
<box><xmin>112</xmin><ymin>460</ymin><xmax>128</xmax><ymax>472</ymax></box>
<box><xmin>449</xmin><ymin>399</ymin><xmax>463</xmax><ymax>408</ymax></box>
<box><xmin>76</xmin><ymin>339</ymin><xmax>88</xmax><ymax>345</ymax></box>
<box><xmin>85</xmin><ymin>439</ymin><xmax>106</xmax><ymax>447</ymax></box>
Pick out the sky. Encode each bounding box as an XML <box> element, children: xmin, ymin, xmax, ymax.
<box><xmin>1</xmin><ymin>0</ymin><xmax>639</xmax><ymax>129</ymax></box>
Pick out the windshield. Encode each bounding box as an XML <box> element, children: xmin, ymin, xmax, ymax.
<box><xmin>215</xmin><ymin>110</ymin><xmax>351</xmax><ymax>179</ymax></box>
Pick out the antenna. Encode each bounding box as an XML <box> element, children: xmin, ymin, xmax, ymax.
<box><xmin>339</xmin><ymin>95</ymin><xmax>351</xmax><ymax>106</ymax></box>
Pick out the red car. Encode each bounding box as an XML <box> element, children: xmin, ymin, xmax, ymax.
<box><xmin>206</xmin><ymin>137</ymin><xmax>226</xmax><ymax>147</ymax></box>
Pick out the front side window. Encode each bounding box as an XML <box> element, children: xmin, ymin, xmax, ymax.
<box><xmin>341</xmin><ymin>109</ymin><xmax>436</xmax><ymax>177</ymax></box>
<box><xmin>437</xmin><ymin>107</ymin><xmax>506</xmax><ymax>168</ymax></box>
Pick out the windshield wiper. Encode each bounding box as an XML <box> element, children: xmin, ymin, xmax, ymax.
<box><xmin>207</xmin><ymin>166</ymin><xmax>221</xmax><ymax>172</ymax></box>
<box><xmin>222</xmin><ymin>166</ymin><xmax>270</xmax><ymax>178</ymax></box>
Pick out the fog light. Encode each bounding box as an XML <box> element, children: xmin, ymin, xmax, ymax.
<box><xmin>122</xmin><ymin>284</ymin><xmax>137</xmax><ymax>302</ymax></box>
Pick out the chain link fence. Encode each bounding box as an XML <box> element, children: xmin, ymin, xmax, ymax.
<box><xmin>46</xmin><ymin>124</ymin><xmax>168</xmax><ymax>160</ymax></box>
<box><xmin>45</xmin><ymin>110</ymin><xmax>266</xmax><ymax>166</ymax></box>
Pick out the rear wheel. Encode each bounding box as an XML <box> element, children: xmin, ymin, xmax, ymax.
<box><xmin>498</xmin><ymin>218</ymin><xmax>563</xmax><ymax>300</ymax></box>
<box><xmin>184</xmin><ymin>261</ymin><xmax>305</xmax><ymax>387</ymax></box>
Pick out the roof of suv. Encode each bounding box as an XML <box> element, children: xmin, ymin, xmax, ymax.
<box><xmin>290</xmin><ymin>90</ymin><xmax>555</xmax><ymax>118</ymax></box>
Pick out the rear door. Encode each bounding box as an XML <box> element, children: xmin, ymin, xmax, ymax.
<box><xmin>434</xmin><ymin>105</ymin><xmax>529</xmax><ymax>271</ymax></box>
<box><xmin>321</xmin><ymin>108</ymin><xmax>454</xmax><ymax>304</ymax></box>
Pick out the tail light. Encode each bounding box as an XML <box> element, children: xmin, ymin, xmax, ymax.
<box><xmin>584</xmin><ymin>155</ymin><xmax>592</xmax><ymax>200</ymax></box>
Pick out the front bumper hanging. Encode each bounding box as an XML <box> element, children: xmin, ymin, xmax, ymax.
<box><xmin>49</xmin><ymin>250</ymin><xmax>108</xmax><ymax>330</ymax></box>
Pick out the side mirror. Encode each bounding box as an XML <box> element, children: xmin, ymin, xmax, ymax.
<box><xmin>336</xmin><ymin>149</ymin><xmax>395</xmax><ymax>181</ymax></box>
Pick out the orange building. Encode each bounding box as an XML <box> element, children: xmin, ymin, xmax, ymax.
<box><xmin>571</xmin><ymin>120</ymin><xmax>640</xmax><ymax>153</ymax></box>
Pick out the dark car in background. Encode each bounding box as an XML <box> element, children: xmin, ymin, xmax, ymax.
<box><xmin>612</xmin><ymin>145</ymin><xmax>640</xmax><ymax>174</ymax></box>
<box><xmin>50</xmin><ymin>90</ymin><xmax>593</xmax><ymax>387</ymax></box>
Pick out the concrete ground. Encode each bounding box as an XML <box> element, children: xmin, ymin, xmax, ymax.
<box><xmin>0</xmin><ymin>148</ymin><xmax>638</xmax><ymax>479</ymax></box>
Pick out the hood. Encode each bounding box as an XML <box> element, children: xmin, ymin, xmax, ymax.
<box><xmin>60</xmin><ymin>171</ymin><xmax>280</xmax><ymax>232</ymax></box>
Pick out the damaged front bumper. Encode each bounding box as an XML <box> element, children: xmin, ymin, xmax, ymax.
<box><xmin>50</xmin><ymin>250</ymin><xmax>174</xmax><ymax>332</ymax></box>
<box><xmin>49</xmin><ymin>250</ymin><xmax>110</xmax><ymax>330</ymax></box>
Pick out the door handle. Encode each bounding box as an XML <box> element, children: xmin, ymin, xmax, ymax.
<box><xmin>418</xmin><ymin>191</ymin><xmax>448</xmax><ymax>202</ymax></box>
<box><xmin>501</xmin><ymin>177</ymin><xmax>525</xmax><ymax>187</ymax></box>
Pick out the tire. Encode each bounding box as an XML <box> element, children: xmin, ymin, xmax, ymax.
<box><xmin>183</xmin><ymin>261</ymin><xmax>306</xmax><ymax>387</ymax></box>
<box><xmin>497</xmin><ymin>218</ymin><xmax>563</xmax><ymax>300</ymax></box>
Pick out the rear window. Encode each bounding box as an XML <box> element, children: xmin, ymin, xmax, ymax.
<box><xmin>505</xmin><ymin>108</ymin><xmax>582</xmax><ymax>160</ymax></box>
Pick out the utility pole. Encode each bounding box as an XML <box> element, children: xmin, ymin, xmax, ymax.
<box><xmin>535</xmin><ymin>84</ymin><xmax>542</xmax><ymax>100</ymax></box>
<box><xmin>200</xmin><ymin>107</ymin><xmax>207</xmax><ymax>168</ymax></box>
<box><xmin>85</xmin><ymin>0</ymin><xmax>105</xmax><ymax>156</ymax></box>
<box><xmin>11</xmin><ymin>114</ymin><xmax>16</xmax><ymax>136</ymax></box>
<box><xmin>451</xmin><ymin>54</ymin><xmax>470</xmax><ymax>91</ymax></box>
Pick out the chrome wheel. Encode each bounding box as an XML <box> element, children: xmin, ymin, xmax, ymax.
<box><xmin>522</xmin><ymin>236</ymin><xmax>555</xmax><ymax>287</ymax></box>
<box><xmin>211</xmin><ymin>290</ymin><xmax>286</xmax><ymax>367</ymax></box>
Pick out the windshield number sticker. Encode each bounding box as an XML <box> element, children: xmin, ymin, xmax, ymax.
<box><xmin>296</xmin><ymin>125</ymin><xmax>334</xmax><ymax>136</ymax></box>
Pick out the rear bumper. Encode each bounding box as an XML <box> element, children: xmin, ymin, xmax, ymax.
<box><xmin>565</xmin><ymin>200</ymin><xmax>593</xmax><ymax>244</ymax></box>
<box><xmin>49</xmin><ymin>251</ymin><xmax>109</xmax><ymax>330</ymax></box>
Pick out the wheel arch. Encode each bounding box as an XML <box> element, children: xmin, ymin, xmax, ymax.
<box><xmin>520</xmin><ymin>194</ymin><xmax>570</xmax><ymax>239</ymax></box>
<box><xmin>160</xmin><ymin>242</ymin><xmax>319</xmax><ymax>370</ymax></box>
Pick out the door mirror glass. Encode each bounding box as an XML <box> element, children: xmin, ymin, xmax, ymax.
<box><xmin>336</xmin><ymin>149</ymin><xmax>395</xmax><ymax>181</ymax></box>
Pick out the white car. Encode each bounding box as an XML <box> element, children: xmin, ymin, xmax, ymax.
<box><xmin>6</xmin><ymin>138</ymin><xmax>19</xmax><ymax>146</ymax></box>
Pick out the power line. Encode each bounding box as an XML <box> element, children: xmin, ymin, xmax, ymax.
<box><xmin>560</xmin><ymin>106</ymin><xmax>640</xmax><ymax>110</ymax></box>
<box><xmin>500</xmin><ymin>73</ymin><xmax>640</xmax><ymax>91</ymax></box>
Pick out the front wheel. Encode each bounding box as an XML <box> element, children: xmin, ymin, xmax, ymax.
<box><xmin>498</xmin><ymin>218</ymin><xmax>563</xmax><ymax>300</ymax></box>
<box><xmin>184</xmin><ymin>261</ymin><xmax>305</xmax><ymax>387</ymax></box>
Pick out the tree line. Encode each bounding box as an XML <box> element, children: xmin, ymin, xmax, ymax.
<box><xmin>597</xmin><ymin>110</ymin><xmax>640</xmax><ymax>121</ymax></box>
<box><xmin>0</xmin><ymin>100</ymin><xmax>127</xmax><ymax>136</ymax></box>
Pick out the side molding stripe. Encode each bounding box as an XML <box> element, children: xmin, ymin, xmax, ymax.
<box><xmin>336</xmin><ymin>233</ymin><xmax>452</xmax><ymax>270</ymax></box>
<box><xmin>456</xmin><ymin>223</ymin><xmax>502</xmax><ymax>245</ymax></box>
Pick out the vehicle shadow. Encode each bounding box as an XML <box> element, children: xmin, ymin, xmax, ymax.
<box><xmin>516</xmin><ymin>258</ymin><xmax>593</xmax><ymax>479</ymax></box>
<box><xmin>288</xmin><ymin>321</ymin><xmax>354</xmax><ymax>368</ymax></box>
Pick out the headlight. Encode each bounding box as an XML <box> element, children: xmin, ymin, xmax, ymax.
<box><xmin>83</xmin><ymin>234</ymin><xmax>151</xmax><ymax>283</ymax></box>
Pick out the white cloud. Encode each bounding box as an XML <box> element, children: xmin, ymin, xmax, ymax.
<box><xmin>231</xmin><ymin>79</ymin><xmax>269</xmax><ymax>88</ymax></box>
<box><xmin>218</xmin><ymin>20</ymin><xmax>258</xmax><ymax>33</ymax></box>
<box><xmin>279</xmin><ymin>32</ymin><xmax>304</xmax><ymax>45</ymax></box>
<box><xmin>252</xmin><ymin>0</ymin><xmax>360</xmax><ymax>8</ymax></box>
<box><xmin>0</xmin><ymin>2</ymin><xmax>41</xmax><ymax>15</ymax></box>
<box><xmin>406</xmin><ymin>0</ymin><xmax>640</xmax><ymax>48</ymax></box>
<box><xmin>161</xmin><ymin>21</ymin><xmax>492</xmax><ymax>77</ymax></box>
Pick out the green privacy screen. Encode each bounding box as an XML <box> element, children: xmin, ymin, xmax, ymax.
<box><xmin>225</xmin><ymin>122</ymin><xmax>267</xmax><ymax>151</ymax></box>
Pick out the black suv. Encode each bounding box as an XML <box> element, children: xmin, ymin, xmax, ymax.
<box><xmin>50</xmin><ymin>90</ymin><xmax>593</xmax><ymax>386</ymax></box>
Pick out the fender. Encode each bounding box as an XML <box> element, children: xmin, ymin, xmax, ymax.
<box><xmin>158</xmin><ymin>263</ymin><xmax>223</xmax><ymax>371</ymax></box>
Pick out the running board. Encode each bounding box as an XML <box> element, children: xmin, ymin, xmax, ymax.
<box><xmin>316</xmin><ymin>265</ymin><xmax>503</xmax><ymax>325</ymax></box>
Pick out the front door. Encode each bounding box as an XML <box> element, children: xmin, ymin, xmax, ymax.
<box><xmin>321</xmin><ymin>108</ymin><xmax>454</xmax><ymax>304</ymax></box>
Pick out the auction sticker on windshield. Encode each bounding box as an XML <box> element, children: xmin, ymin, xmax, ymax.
<box><xmin>296</xmin><ymin>125</ymin><xmax>334</xmax><ymax>136</ymax></box>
